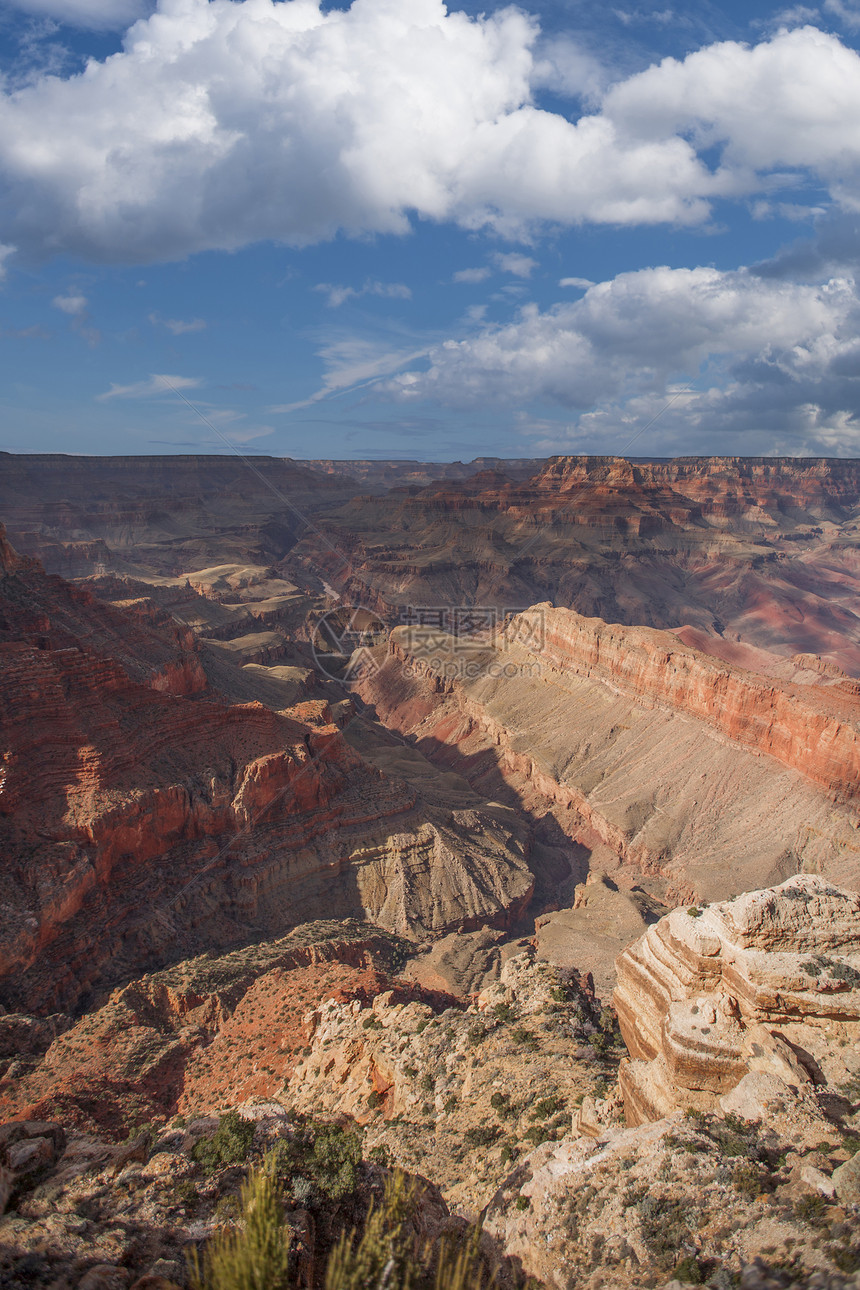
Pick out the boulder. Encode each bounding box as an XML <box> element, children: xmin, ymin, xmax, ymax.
<box><xmin>832</xmin><ymin>1150</ymin><xmax>860</xmax><ymax>1205</ymax></box>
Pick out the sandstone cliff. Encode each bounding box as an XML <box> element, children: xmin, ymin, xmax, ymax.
<box><xmin>613</xmin><ymin>875</ymin><xmax>860</xmax><ymax>1125</ymax></box>
<box><xmin>288</xmin><ymin>454</ymin><xmax>860</xmax><ymax>674</ymax></box>
<box><xmin>353</xmin><ymin>607</ymin><xmax>860</xmax><ymax>976</ymax></box>
<box><xmin>522</xmin><ymin>603</ymin><xmax>860</xmax><ymax>801</ymax></box>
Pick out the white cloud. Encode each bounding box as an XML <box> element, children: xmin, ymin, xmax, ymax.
<box><xmin>384</xmin><ymin>265</ymin><xmax>860</xmax><ymax>453</ymax></box>
<box><xmin>603</xmin><ymin>26</ymin><xmax>860</xmax><ymax>183</ymax></box>
<box><xmin>492</xmin><ymin>252</ymin><xmax>537</xmax><ymax>277</ymax></box>
<box><xmin>3</xmin><ymin>8</ymin><xmax>860</xmax><ymax>262</ymax></box>
<box><xmin>453</xmin><ymin>267</ymin><xmax>492</xmax><ymax>284</ymax></box>
<box><xmin>148</xmin><ymin>312</ymin><xmax>206</xmax><ymax>334</ymax></box>
<box><xmin>6</xmin><ymin>0</ymin><xmax>151</xmax><ymax>29</ymax></box>
<box><xmin>314</xmin><ymin>279</ymin><xmax>412</xmax><ymax>308</ymax></box>
<box><xmin>96</xmin><ymin>372</ymin><xmax>201</xmax><ymax>400</ymax></box>
<box><xmin>559</xmin><ymin>276</ymin><xmax>594</xmax><ymax>289</ymax></box>
<box><xmin>52</xmin><ymin>292</ymin><xmax>87</xmax><ymax>315</ymax></box>
<box><xmin>271</xmin><ymin>336</ymin><xmax>430</xmax><ymax>412</ymax></box>
<box><xmin>824</xmin><ymin>0</ymin><xmax>860</xmax><ymax>30</ymax></box>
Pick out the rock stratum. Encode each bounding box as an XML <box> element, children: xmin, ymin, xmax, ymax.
<box><xmin>0</xmin><ymin>525</ymin><xmax>531</xmax><ymax>1014</ymax></box>
<box><xmin>613</xmin><ymin>875</ymin><xmax>860</xmax><ymax>1125</ymax></box>
<box><xmin>355</xmin><ymin>604</ymin><xmax>860</xmax><ymax>958</ymax></box>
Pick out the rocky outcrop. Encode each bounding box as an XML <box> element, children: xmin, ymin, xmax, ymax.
<box><xmin>613</xmin><ymin>875</ymin><xmax>860</xmax><ymax>1125</ymax></box>
<box><xmin>0</xmin><ymin>921</ymin><xmax>413</xmax><ymax>1136</ymax></box>
<box><xmin>284</xmin><ymin>951</ymin><xmax>609</xmax><ymax>1214</ymax></box>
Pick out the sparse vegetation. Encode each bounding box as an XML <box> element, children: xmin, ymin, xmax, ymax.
<box><xmin>192</xmin><ymin>1112</ymin><xmax>256</xmax><ymax>1172</ymax></box>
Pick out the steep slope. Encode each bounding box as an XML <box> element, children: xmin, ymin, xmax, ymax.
<box><xmin>0</xmin><ymin>527</ymin><xmax>532</xmax><ymax>1015</ymax></box>
<box><xmin>353</xmin><ymin>605</ymin><xmax>860</xmax><ymax>986</ymax></box>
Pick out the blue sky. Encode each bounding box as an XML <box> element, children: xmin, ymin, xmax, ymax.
<box><xmin>1</xmin><ymin>0</ymin><xmax>860</xmax><ymax>460</ymax></box>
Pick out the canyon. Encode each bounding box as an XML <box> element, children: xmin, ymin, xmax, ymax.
<box><xmin>1</xmin><ymin>451</ymin><xmax>860</xmax><ymax>1289</ymax></box>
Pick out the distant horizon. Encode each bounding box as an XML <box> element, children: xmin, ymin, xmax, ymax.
<box><xmin>3</xmin><ymin>449</ymin><xmax>860</xmax><ymax>466</ymax></box>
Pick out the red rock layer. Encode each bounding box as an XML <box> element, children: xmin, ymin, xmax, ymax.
<box><xmin>522</xmin><ymin>604</ymin><xmax>860</xmax><ymax>802</ymax></box>
<box><xmin>0</xmin><ymin>929</ymin><xmax>456</xmax><ymax>1138</ymax></box>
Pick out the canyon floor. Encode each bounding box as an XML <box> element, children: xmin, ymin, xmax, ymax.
<box><xmin>1</xmin><ymin>452</ymin><xmax>859</xmax><ymax>1288</ymax></box>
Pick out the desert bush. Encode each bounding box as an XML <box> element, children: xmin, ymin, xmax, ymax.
<box><xmin>271</xmin><ymin>1119</ymin><xmax>363</xmax><ymax>1202</ymax></box>
<box><xmin>324</xmin><ymin>1169</ymin><xmax>417</xmax><ymax>1290</ymax></box>
<box><xmin>673</xmin><ymin>1254</ymin><xmax>704</xmax><ymax>1284</ymax></box>
<box><xmin>510</xmin><ymin>1027</ymin><xmax>538</xmax><ymax>1052</ymax></box>
<box><xmin>636</xmin><ymin>1195</ymin><xmax>692</xmax><ymax>1269</ymax></box>
<box><xmin>189</xmin><ymin>1164</ymin><xmax>290</xmax><ymax>1290</ymax></box>
<box><xmin>463</xmin><ymin>1125</ymin><xmax>501</xmax><ymax>1149</ymax></box>
<box><xmin>530</xmin><ymin>1095</ymin><xmax>563</xmax><ymax>1121</ymax></box>
<box><xmin>794</xmin><ymin>1193</ymin><xmax>829</xmax><ymax>1227</ymax></box>
<box><xmin>192</xmin><ymin>1112</ymin><xmax>256</xmax><ymax>1172</ymax></box>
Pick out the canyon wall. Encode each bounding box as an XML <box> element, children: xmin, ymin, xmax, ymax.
<box><xmin>520</xmin><ymin>604</ymin><xmax>860</xmax><ymax>802</ymax></box>
<box><xmin>0</xmin><ymin>528</ymin><xmax>532</xmax><ymax>1014</ymax></box>
<box><xmin>355</xmin><ymin>607</ymin><xmax>860</xmax><ymax>920</ymax></box>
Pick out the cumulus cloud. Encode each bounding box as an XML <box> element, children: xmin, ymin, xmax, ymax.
<box><xmin>96</xmin><ymin>372</ymin><xmax>200</xmax><ymax>400</ymax></box>
<box><xmin>314</xmin><ymin>280</ymin><xmax>412</xmax><ymax>308</ymax></box>
<box><xmin>2</xmin><ymin>6</ymin><xmax>860</xmax><ymax>263</ymax></box>
<box><xmin>384</xmin><ymin>265</ymin><xmax>860</xmax><ymax>453</ymax></box>
<box><xmin>52</xmin><ymin>292</ymin><xmax>87</xmax><ymax>315</ymax></box>
<box><xmin>492</xmin><ymin>252</ymin><xmax>538</xmax><ymax>277</ymax></box>
<box><xmin>560</xmin><ymin>276</ymin><xmax>594</xmax><ymax>289</ymax></box>
<box><xmin>453</xmin><ymin>267</ymin><xmax>492</xmax><ymax>284</ymax></box>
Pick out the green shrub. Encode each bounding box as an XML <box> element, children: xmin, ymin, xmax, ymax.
<box><xmin>515</xmin><ymin>1195</ymin><xmax>529</xmax><ymax>1211</ymax></box>
<box><xmin>192</xmin><ymin>1112</ymin><xmax>256</xmax><ymax>1173</ymax></box>
<box><xmin>733</xmin><ymin>1161</ymin><xmax>769</xmax><ymax>1198</ymax></box>
<box><xmin>463</xmin><ymin>1125</ymin><xmax>501</xmax><ymax>1149</ymax></box>
<box><xmin>510</xmin><ymin>1027</ymin><xmax>538</xmax><ymax>1052</ymax></box>
<box><xmin>794</xmin><ymin>1194</ymin><xmax>828</xmax><ymax>1227</ymax></box>
<box><xmin>271</xmin><ymin>1120</ymin><xmax>364</xmax><ymax>1202</ymax></box>
<box><xmin>323</xmin><ymin>1169</ymin><xmax>416</xmax><ymax>1290</ymax></box>
<box><xmin>530</xmin><ymin>1095</ymin><xmax>563</xmax><ymax>1121</ymax></box>
<box><xmin>673</xmin><ymin>1254</ymin><xmax>704</xmax><ymax>1284</ymax></box>
<box><xmin>188</xmin><ymin>1165</ymin><xmax>290</xmax><ymax>1290</ymax></box>
<box><xmin>493</xmin><ymin>1003</ymin><xmax>516</xmax><ymax>1023</ymax></box>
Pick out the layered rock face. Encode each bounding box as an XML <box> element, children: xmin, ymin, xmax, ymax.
<box><xmin>613</xmin><ymin>875</ymin><xmax>860</xmax><ymax>1125</ymax></box>
<box><xmin>0</xmin><ymin>452</ymin><xmax>357</xmax><ymax>579</ymax></box>
<box><xmin>355</xmin><ymin>607</ymin><xmax>860</xmax><ymax>941</ymax></box>
<box><xmin>527</xmin><ymin>604</ymin><xmax>860</xmax><ymax>801</ymax></box>
<box><xmin>0</xmin><ymin>530</ymin><xmax>532</xmax><ymax>1014</ymax></box>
